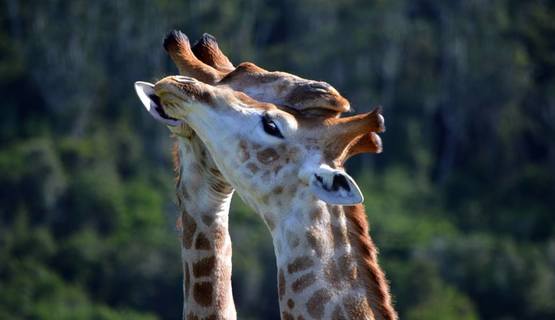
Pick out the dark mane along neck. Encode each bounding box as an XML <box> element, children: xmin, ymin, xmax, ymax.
<box><xmin>344</xmin><ymin>204</ymin><xmax>398</xmax><ymax>320</ymax></box>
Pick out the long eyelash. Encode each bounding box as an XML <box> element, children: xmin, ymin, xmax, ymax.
<box><xmin>262</xmin><ymin>114</ymin><xmax>284</xmax><ymax>138</ymax></box>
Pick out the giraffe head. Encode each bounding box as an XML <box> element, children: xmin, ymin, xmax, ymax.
<box><xmin>135</xmin><ymin>75</ymin><xmax>384</xmax><ymax>221</ymax></box>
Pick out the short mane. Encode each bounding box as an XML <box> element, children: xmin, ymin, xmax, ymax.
<box><xmin>345</xmin><ymin>204</ymin><xmax>398</xmax><ymax>320</ymax></box>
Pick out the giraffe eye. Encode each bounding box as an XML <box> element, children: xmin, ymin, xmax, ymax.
<box><xmin>261</xmin><ymin>115</ymin><xmax>284</xmax><ymax>139</ymax></box>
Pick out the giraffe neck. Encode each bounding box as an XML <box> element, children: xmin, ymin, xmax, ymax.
<box><xmin>174</xmin><ymin>137</ymin><xmax>236</xmax><ymax>320</ymax></box>
<box><xmin>270</xmin><ymin>202</ymin><xmax>397</xmax><ymax>320</ymax></box>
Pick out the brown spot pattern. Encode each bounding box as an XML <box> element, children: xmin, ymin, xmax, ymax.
<box><xmin>324</xmin><ymin>261</ymin><xmax>342</xmax><ymax>287</ymax></box>
<box><xmin>201</xmin><ymin>214</ymin><xmax>215</xmax><ymax>226</ymax></box>
<box><xmin>306</xmin><ymin>288</ymin><xmax>332</xmax><ymax>319</ymax></box>
<box><xmin>195</xmin><ymin>232</ymin><xmax>211</xmax><ymax>250</ymax></box>
<box><xmin>239</xmin><ymin>140</ymin><xmax>250</xmax><ymax>161</ymax></box>
<box><xmin>306</xmin><ymin>229</ymin><xmax>325</xmax><ymax>257</ymax></box>
<box><xmin>184</xmin><ymin>263</ymin><xmax>191</xmax><ymax>299</ymax></box>
<box><xmin>287</xmin><ymin>256</ymin><xmax>314</xmax><ymax>274</ymax></box>
<box><xmin>282</xmin><ymin>311</ymin><xmax>295</xmax><ymax>320</ymax></box>
<box><xmin>193</xmin><ymin>281</ymin><xmax>213</xmax><ymax>306</ymax></box>
<box><xmin>256</xmin><ymin>148</ymin><xmax>279</xmax><ymax>164</ymax></box>
<box><xmin>343</xmin><ymin>295</ymin><xmax>373</xmax><ymax>320</ymax></box>
<box><xmin>273</xmin><ymin>186</ymin><xmax>284</xmax><ymax>194</ymax></box>
<box><xmin>338</xmin><ymin>254</ymin><xmax>357</xmax><ymax>281</ymax></box>
<box><xmin>182</xmin><ymin>210</ymin><xmax>197</xmax><ymax>249</ymax></box>
<box><xmin>291</xmin><ymin>272</ymin><xmax>316</xmax><ymax>293</ymax></box>
<box><xmin>287</xmin><ymin>299</ymin><xmax>295</xmax><ymax>309</ymax></box>
<box><xmin>192</xmin><ymin>256</ymin><xmax>216</xmax><ymax>278</ymax></box>
<box><xmin>278</xmin><ymin>269</ymin><xmax>286</xmax><ymax>300</ymax></box>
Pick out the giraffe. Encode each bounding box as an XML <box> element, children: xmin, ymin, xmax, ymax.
<box><xmin>136</xmin><ymin>35</ymin><xmax>237</xmax><ymax>320</ymax></box>
<box><xmin>134</xmin><ymin>71</ymin><xmax>398</xmax><ymax>319</ymax></box>
<box><xmin>136</xmin><ymin>31</ymin><xmax>381</xmax><ymax>319</ymax></box>
<box><xmin>173</xmin><ymin>126</ymin><xmax>236</xmax><ymax>320</ymax></box>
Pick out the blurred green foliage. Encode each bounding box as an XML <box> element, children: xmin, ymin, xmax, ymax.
<box><xmin>0</xmin><ymin>0</ymin><xmax>554</xmax><ymax>319</ymax></box>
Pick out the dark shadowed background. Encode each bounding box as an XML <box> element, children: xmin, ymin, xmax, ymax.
<box><xmin>1</xmin><ymin>1</ymin><xmax>554</xmax><ymax>319</ymax></box>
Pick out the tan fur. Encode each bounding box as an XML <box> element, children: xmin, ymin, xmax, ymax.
<box><xmin>344</xmin><ymin>133</ymin><xmax>383</xmax><ymax>159</ymax></box>
<box><xmin>322</xmin><ymin>107</ymin><xmax>385</xmax><ymax>162</ymax></box>
<box><xmin>164</xmin><ymin>31</ymin><xmax>224</xmax><ymax>84</ymax></box>
<box><xmin>343</xmin><ymin>295</ymin><xmax>374</xmax><ymax>320</ymax></box>
<box><xmin>192</xmin><ymin>34</ymin><xmax>235</xmax><ymax>73</ymax></box>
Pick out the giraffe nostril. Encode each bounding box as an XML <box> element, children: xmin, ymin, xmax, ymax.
<box><xmin>332</xmin><ymin>174</ymin><xmax>350</xmax><ymax>192</ymax></box>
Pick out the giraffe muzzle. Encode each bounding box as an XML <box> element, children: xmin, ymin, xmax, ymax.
<box><xmin>134</xmin><ymin>81</ymin><xmax>181</xmax><ymax>126</ymax></box>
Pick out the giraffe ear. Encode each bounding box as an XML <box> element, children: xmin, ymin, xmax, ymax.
<box><xmin>309</xmin><ymin>165</ymin><xmax>364</xmax><ymax>205</ymax></box>
<box><xmin>134</xmin><ymin>81</ymin><xmax>182</xmax><ymax>126</ymax></box>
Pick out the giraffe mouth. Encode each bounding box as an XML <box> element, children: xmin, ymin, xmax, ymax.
<box><xmin>134</xmin><ymin>81</ymin><xmax>181</xmax><ymax>126</ymax></box>
<box><xmin>148</xmin><ymin>93</ymin><xmax>180</xmax><ymax>122</ymax></box>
